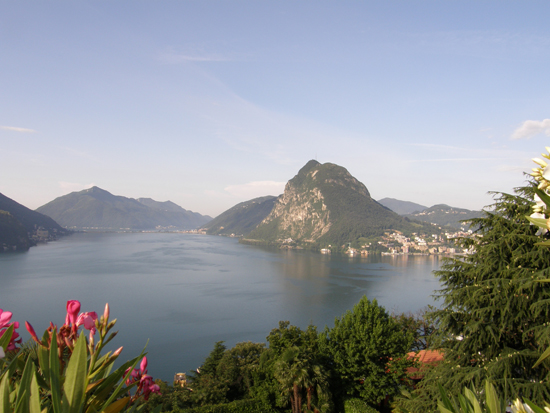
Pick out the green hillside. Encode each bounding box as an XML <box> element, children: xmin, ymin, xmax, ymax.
<box><xmin>377</xmin><ymin>197</ymin><xmax>427</xmax><ymax>215</ymax></box>
<box><xmin>0</xmin><ymin>210</ymin><xmax>33</xmax><ymax>251</ymax></box>
<box><xmin>203</xmin><ymin>196</ymin><xmax>277</xmax><ymax>236</ymax></box>
<box><xmin>404</xmin><ymin>203</ymin><xmax>481</xmax><ymax>230</ymax></box>
<box><xmin>36</xmin><ymin>186</ymin><xmax>211</xmax><ymax>230</ymax></box>
<box><xmin>243</xmin><ymin>160</ymin><xmax>442</xmax><ymax>249</ymax></box>
<box><xmin>0</xmin><ymin>192</ymin><xmax>67</xmax><ymax>235</ymax></box>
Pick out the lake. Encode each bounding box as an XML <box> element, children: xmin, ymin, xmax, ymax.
<box><xmin>0</xmin><ymin>232</ymin><xmax>443</xmax><ymax>381</ymax></box>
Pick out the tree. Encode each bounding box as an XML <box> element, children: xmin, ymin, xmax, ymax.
<box><xmin>399</xmin><ymin>188</ymin><xmax>550</xmax><ymax>412</ymax></box>
<box><xmin>320</xmin><ymin>296</ymin><xmax>413</xmax><ymax>407</ymax></box>
<box><xmin>392</xmin><ymin>307</ymin><xmax>437</xmax><ymax>352</ymax></box>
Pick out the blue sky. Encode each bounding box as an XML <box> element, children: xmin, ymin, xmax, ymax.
<box><xmin>1</xmin><ymin>1</ymin><xmax>549</xmax><ymax>217</ymax></box>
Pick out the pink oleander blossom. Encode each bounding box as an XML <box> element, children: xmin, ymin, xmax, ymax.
<box><xmin>0</xmin><ymin>309</ymin><xmax>21</xmax><ymax>351</ymax></box>
<box><xmin>65</xmin><ymin>300</ymin><xmax>81</xmax><ymax>326</ymax></box>
<box><xmin>76</xmin><ymin>311</ymin><xmax>98</xmax><ymax>332</ymax></box>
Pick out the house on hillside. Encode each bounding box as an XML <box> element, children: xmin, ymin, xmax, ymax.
<box><xmin>406</xmin><ymin>349</ymin><xmax>444</xmax><ymax>384</ymax></box>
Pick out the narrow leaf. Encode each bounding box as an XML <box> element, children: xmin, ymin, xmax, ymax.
<box><xmin>15</xmin><ymin>357</ymin><xmax>35</xmax><ymax>413</ymax></box>
<box><xmin>534</xmin><ymin>188</ymin><xmax>550</xmax><ymax>209</ymax></box>
<box><xmin>524</xmin><ymin>399</ymin><xmax>547</xmax><ymax>413</ymax></box>
<box><xmin>533</xmin><ymin>345</ymin><xmax>550</xmax><ymax>368</ymax></box>
<box><xmin>0</xmin><ymin>325</ymin><xmax>14</xmax><ymax>351</ymax></box>
<box><xmin>102</xmin><ymin>396</ymin><xmax>130</xmax><ymax>413</ymax></box>
<box><xmin>30</xmin><ymin>367</ymin><xmax>41</xmax><ymax>413</ymax></box>
<box><xmin>49</xmin><ymin>329</ymin><xmax>62</xmax><ymax>413</ymax></box>
<box><xmin>62</xmin><ymin>333</ymin><xmax>88</xmax><ymax>413</ymax></box>
<box><xmin>485</xmin><ymin>381</ymin><xmax>501</xmax><ymax>413</ymax></box>
<box><xmin>0</xmin><ymin>373</ymin><xmax>10</xmax><ymax>413</ymax></box>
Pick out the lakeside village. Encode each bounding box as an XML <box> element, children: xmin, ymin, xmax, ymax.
<box><xmin>178</xmin><ymin>227</ymin><xmax>477</xmax><ymax>257</ymax></box>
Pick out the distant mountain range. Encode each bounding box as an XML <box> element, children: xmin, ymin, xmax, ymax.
<box><xmin>377</xmin><ymin>198</ymin><xmax>427</xmax><ymax>215</ymax></box>
<box><xmin>0</xmin><ymin>192</ymin><xmax>69</xmax><ymax>251</ymax></box>
<box><xmin>36</xmin><ymin>186</ymin><xmax>212</xmax><ymax>231</ymax></box>
<box><xmin>206</xmin><ymin>160</ymin><xmax>444</xmax><ymax>250</ymax></box>
<box><xmin>377</xmin><ymin>198</ymin><xmax>481</xmax><ymax>229</ymax></box>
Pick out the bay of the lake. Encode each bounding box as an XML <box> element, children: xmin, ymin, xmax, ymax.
<box><xmin>0</xmin><ymin>232</ymin><xmax>443</xmax><ymax>381</ymax></box>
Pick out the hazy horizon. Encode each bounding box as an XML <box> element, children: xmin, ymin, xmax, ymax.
<box><xmin>1</xmin><ymin>1</ymin><xmax>548</xmax><ymax>217</ymax></box>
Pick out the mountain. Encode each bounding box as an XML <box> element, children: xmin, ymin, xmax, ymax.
<box><xmin>0</xmin><ymin>211</ymin><xmax>33</xmax><ymax>251</ymax></box>
<box><xmin>36</xmin><ymin>187</ymin><xmax>212</xmax><ymax>231</ymax></box>
<box><xmin>403</xmin><ymin>204</ymin><xmax>482</xmax><ymax>230</ymax></box>
<box><xmin>0</xmin><ymin>192</ymin><xmax>69</xmax><ymax>251</ymax></box>
<box><xmin>242</xmin><ymin>160</ymin><xmax>438</xmax><ymax>248</ymax></box>
<box><xmin>203</xmin><ymin>196</ymin><xmax>278</xmax><ymax>236</ymax></box>
<box><xmin>377</xmin><ymin>198</ymin><xmax>427</xmax><ymax>215</ymax></box>
<box><xmin>0</xmin><ymin>192</ymin><xmax>68</xmax><ymax>235</ymax></box>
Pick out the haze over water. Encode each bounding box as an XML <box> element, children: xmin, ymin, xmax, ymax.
<box><xmin>0</xmin><ymin>232</ymin><xmax>442</xmax><ymax>381</ymax></box>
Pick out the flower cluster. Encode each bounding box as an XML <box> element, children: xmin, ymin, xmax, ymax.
<box><xmin>26</xmin><ymin>299</ymin><xmax>102</xmax><ymax>359</ymax></box>
<box><xmin>1</xmin><ymin>300</ymin><xmax>160</xmax><ymax>411</ymax></box>
<box><xmin>125</xmin><ymin>356</ymin><xmax>161</xmax><ymax>401</ymax></box>
<box><xmin>528</xmin><ymin>149</ymin><xmax>550</xmax><ymax>236</ymax></box>
<box><xmin>0</xmin><ymin>308</ymin><xmax>21</xmax><ymax>351</ymax></box>
<box><xmin>531</xmin><ymin>147</ymin><xmax>550</xmax><ymax>190</ymax></box>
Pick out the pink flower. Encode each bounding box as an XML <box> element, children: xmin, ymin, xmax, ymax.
<box><xmin>65</xmin><ymin>300</ymin><xmax>81</xmax><ymax>326</ymax></box>
<box><xmin>76</xmin><ymin>312</ymin><xmax>98</xmax><ymax>331</ymax></box>
<box><xmin>0</xmin><ymin>309</ymin><xmax>21</xmax><ymax>351</ymax></box>
<box><xmin>25</xmin><ymin>321</ymin><xmax>41</xmax><ymax>344</ymax></box>
<box><xmin>140</xmin><ymin>356</ymin><xmax>148</xmax><ymax>374</ymax></box>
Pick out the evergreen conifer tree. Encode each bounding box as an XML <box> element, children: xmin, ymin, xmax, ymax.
<box><xmin>399</xmin><ymin>186</ymin><xmax>550</xmax><ymax>412</ymax></box>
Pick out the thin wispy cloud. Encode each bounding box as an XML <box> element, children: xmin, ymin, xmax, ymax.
<box><xmin>158</xmin><ymin>47</ymin><xmax>230</xmax><ymax>64</ymax></box>
<box><xmin>224</xmin><ymin>181</ymin><xmax>286</xmax><ymax>198</ymax></box>
<box><xmin>511</xmin><ymin>119</ymin><xmax>550</xmax><ymax>140</ymax></box>
<box><xmin>1</xmin><ymin>125</ymin><xmax>37</xmax><ymax>133</ymax></box>
<box><xmin>407</xmin><ymin>158</ymin><xmax>500</xmax><ymax>163</ymax></box>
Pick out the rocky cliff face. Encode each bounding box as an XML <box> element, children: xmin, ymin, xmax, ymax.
<box><xmin>245</xmin><ymin>160</ymin><xmax>390</xmax><ymax>245</ymax></box>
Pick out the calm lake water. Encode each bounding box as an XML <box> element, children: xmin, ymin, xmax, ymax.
<box><xmin>0</xmin><ymin>232</ymin><xmax>443</xmax><ymax>381</ymax></box>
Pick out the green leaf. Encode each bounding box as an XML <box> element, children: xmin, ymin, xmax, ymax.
<box><xmin>37</xmin><ymin>345</ymin><xmax>51</xmax><ymax>388</ymax></box>
<box><xmin>0</xmin><ymin>372</ymin><xmax>10</xmax><ymax>413</ymax></box>
<box><xmin>464</xmin><ymin>388</ymin><xmax>482</xmax><ymax>413</ymax></box>
<box><xmin>15</xmin><ymin>357</ymin><xmax>35</xmax><ymax>413</ymax></box>
<box><xmin>524</xmin><ymin>399</ymin><xmax>548</xmax><ymax>413</ymax></box>
<box><xmin>49</xmin><ymin>328</ymin><xmax>62</xmax><ymax>413</ymax></box>
<box><xmin>535</xmin><ymin>240</ymin><xmax>550</xmax><ymax>246</ymax></box>
<box><xmin>526</xmin><ymin>215</ymin><xmax>547</xmax><ymax>228</ymax></box>
<box><xmin>533</xmin><ymin>345</ymin><xmax>550</xmax><ymax>368</ymax></box>
<box><xmin>62</xmin><ymin>333</ymin><xmax>88</xmax><ymax>413</ymax></box>
<box><xmin>30</xmin><ymin>366</ymin><xmax>41</xmax><ymax>413</ymax></box>
<box><xmin>0</xmin><ymin>325</ymin><xmax>14</xmax><ymax>351</ymax></box>
<box><xmin>534</xmin><ymin>188</ymin><xmax>550</xmax><ymax>209</ymax></box>
<box><xmin>438</xmin><ymin>383</ymin><xmax>456</xmax><ymax>412</ymax></box>
<box><xmin>485</xmin><ymin>381</ymin><xmax>501</xmax><ymax>413</ymax></box>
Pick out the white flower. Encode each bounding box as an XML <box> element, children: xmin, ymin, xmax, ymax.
<box><xmin>511</xmin><ymin>398</ymin><xmax>534</xmax><ymax>413</ymax></box>
<box><xmin>543</xmin><ymin>165</ymin><xmax>550</xmax><ymax>181</ymax></box>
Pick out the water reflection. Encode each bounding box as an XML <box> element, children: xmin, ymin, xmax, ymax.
<box><xmin>0</xmin><ymin>233</ymin><xmax>442</xmax><ymax>381</ymax></box>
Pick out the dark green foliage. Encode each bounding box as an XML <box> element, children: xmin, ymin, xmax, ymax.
<box><xmin>256</xmin><ymin>322</ymin><xmax>332</xmax><ymax>412</ymax></box>
<box><xmin>399</xmin><ymin>188</ymin><xmax>550</xmax><ymax>412</ymax></box>
<box><xmin>204</xmin><ymin>196</ymin><xmax>277</xmax><ymax>236</ymax></box>
<box><xmin>173</xmin><ymin>398</ymin><xmax>277</xmax><ymax>413</ymax></box>
<box><xmin>36</xmin><ymin>186</ymin><xmax>211</xmax><ymax>230</ymax></box>
<box><xmin>344</xmin><ymin>398</ymin><xmax>380</xmax><ymax>413</ymax></box>
<box><xmin>392</xmin><ymin>308</ymin><xmax>437</xmax><ymax>352</ymax></box>
<box><xmin>0</xmin><ymin>210</ymin><xmax>33</xmax><ymax>251</ymax></box>
<box><xmin>320</xmin><ymin>297</ymin><xmax>413</xmax><ymax>407</ymax></box>
<box><xmin>188</xmin><ymin>341</ymin><xmax>267</xmax><ymax>407</ymax></box>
